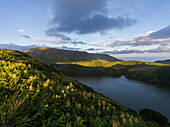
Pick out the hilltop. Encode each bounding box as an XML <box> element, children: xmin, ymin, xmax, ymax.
<box><xmin>24</xmin><ymin>47</ymin><xmax>120</xmax><ymax>64</ymax></box>
<box><xmin>0</xmin><ymin>49</ymin><xmax>158</xmax><ymax>126</ymax></box>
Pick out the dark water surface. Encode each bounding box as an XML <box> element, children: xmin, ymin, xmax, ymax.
<box><xmin>73</xmin><ymin>76</ymin><xmax>170</xmax><ymax>121</ymax></box>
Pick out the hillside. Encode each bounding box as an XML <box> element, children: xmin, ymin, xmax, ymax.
<box><xmin>24</xmin><ymin>47</ymin><xmax>120</xmax><ymax>64</ymax></box>
<box><xmin>125</xmin><ymin>66</ymin><xmax>170</xmax><ymax>88</ymax></box>
<box><xmin>155</xmin><ymin>59</ymin><xmax>170</xmax><ymax>64</ymax></box>
<box><xmin>0</xmin><ymin>49</ymin><xmax>159</xmax><ymax>126</ymax></box>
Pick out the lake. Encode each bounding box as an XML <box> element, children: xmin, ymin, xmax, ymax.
<box><xmin>73</xmin><ymin>76</ymin><xmax>170</xmax><ymax>121</ymax></box>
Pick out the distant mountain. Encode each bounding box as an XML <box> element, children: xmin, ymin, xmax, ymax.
<box><xmin>24</xmin><ymin>47</ymin><xmax>121</xmax><ymax>64</ymax></box>
<box><xmin>155</xmin><ymin>59</ymin><xmax>170</xmax><ymax>64</ymax></box>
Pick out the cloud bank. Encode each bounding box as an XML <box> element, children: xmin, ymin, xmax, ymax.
<box><xmin>102</xmin><ymin>47</ymin><xmax>170</xmax><ymax>54</ymax></box>
<box><xmin>46</xmin><ymin>0</ymin><xmax>136</xmax><ymax>35</ymax></box>
<box><xmin>108</xmin><ymin>25</ymin><xmax>170</xmax><ymax>47</ymax></box>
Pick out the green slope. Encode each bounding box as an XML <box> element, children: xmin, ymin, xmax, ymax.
<box><xmin>0</xmin><ymin>49</ymin><xmax>158</xmax><ymax>126</ymax></box>
<box><xmin>155</xmin><ymin>59</ymin><xmax>170</xmax><ymax>64</ymax></box>
<box><xmin>24</xmin><ymin>47</ymin><xmax>121</xmax><ymax>64</ymax></box>
<box><xmin>125</xmin><ymin>66</ymin><xmax>170</xmax><ymax>88</ymax></box>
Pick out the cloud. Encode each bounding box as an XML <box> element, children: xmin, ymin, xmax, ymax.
<box><xmin>102</xmin><ymin>49</ymin><xmax>144</xmax><ymax>54</ymax></box>
<box><xmin>71</xmin><ymin>41</ymin><xmax>86</xmax><ymax>46</ymax></box>
<box><xmin>45</xmin><ymin>30</ymin><xmax>71</xmax><ymax>41</ymax></box>
<box><xmin>146</xmin><ymin>46</ymin><xmax>170</xmax><ymax>53</ymax></box>
<box><xmin>22</xmin><ymin>34</ymin><xmax>63</xmax><ymax>44</ymax></box>
<box><xmin>148</xmin><ymin>25</ymin><xmax>170</xmax><ymax>39</ymax></box>
<box><xmin>0</xmin><ymin>43</ymin><xmax>39</xmax><ymax>51</ymax></box>
<box><xmin>102</xmin><ymin>47</ymin><xmax>170</xmax><ymax>54</ymax></box>
<box><xmin>107</xmin><ymin>25</ymin><xmax>170</xmax><ymax>47</ymax></box>
<box><xmin>18</xmin><ymin>29</ymin><xmax>25</xmax><ymax>33</ymax></box>
<box><xmin>56</xmin><ymin>46</ymin><xmax>81</xmax><ymax>51</ymax></box>
<box><xmin>47</xmin><ymin>0</ymin><xmax>137</xmax><ymax>34</ymax></box>
<box><xmin>45</xmin><ymin>29</ymin><xmax>87</xmax><ymax>45</ymax></box>
<box><xmin>21</xmin><ymin>33</ymin><xmax>87</xmax><ymax>47</ymax></box>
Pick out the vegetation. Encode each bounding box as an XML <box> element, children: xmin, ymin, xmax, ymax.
<box><xmin>52</xmin><ymin>64</ymin><xmax>123</xmax><ymax>77</ymax></box>
<box><xmin>125</xmin><ymin>66</ymin><xmax>170</xmax><ymax>88</ymax></box>
<box><xmin>0</xmin><ymin>49</ymin><xmax>158</xmax><ymax>126</ymax></box>
<box><xmin>139</xmin><ymin>109</ymin><xmax>169</xmax><ymax>126</ymax></box>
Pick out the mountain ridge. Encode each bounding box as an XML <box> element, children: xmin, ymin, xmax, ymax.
<box><xmin>24</xmin><ymin>47</ymin><xmax>121</xmax><ymax>64</ymax></box>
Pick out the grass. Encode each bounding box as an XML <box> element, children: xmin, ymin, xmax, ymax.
<box><xmin>55</xmin><ymin>59</ymin><xmax>169</xmax><ymax>67</ymax></box>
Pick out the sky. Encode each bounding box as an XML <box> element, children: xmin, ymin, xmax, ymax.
<box><xmin>0</xmin><ymin>0</ymin><xmax>170</xmax><ymax>61</ymax></box>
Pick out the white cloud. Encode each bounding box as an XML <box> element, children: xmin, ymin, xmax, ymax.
<box><xmin>18</xmin><ymin>29</ymin><xmax>25</xmax><ymax>33</ymax></box>
<box><xmin>22</xmin><ymin>35</ymin><xmax>63</xmax><ymax>44</ymax></box>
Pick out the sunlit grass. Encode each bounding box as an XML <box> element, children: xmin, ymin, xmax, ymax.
<box><xmin>56</xmin><ymin>59</ymin><xmax>169</xmax><ymax>67</ymax></box>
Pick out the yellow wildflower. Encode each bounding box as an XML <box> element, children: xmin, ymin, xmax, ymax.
<box><xmin>87</xmin><ymin>107</ymin><xmax>90</xmax><ymax>112</ymax></box>
<box><xmin>43</xmin><ymin>82</ymin><xmax>48</xmax><ymax>88</ymax></box>
<box><xmin>77</xmin><ymin>103</ymin><xmax>81</xmax><ymax>109</ymax></box>
<box><xmin>112</xmin><ymin>121</ymin><xmax>117</xmax><ymax>127</ymax></box>
<box><xmin>106</xmin><ymin>106</ymin><xmax>110</xmax><ymax>111</ymax></box>
<box><xmin>50</xmin><ymin>86</ymin><xmax>53</xmax><ymax>90</ymax></box>
<box><xmin>67</xmin><ymin>85</ymin><xmax>70</xmax><ymax>90</ymax></box>
<box><xmin>69</xmin><ymin>82</ymin><xmax>73</xmax><ymax>87</ymax></box>
<box><xmin>46</xmin><ymin>79</ymin><xmax>50</xmax><ymax>83</ymax></box>
<box><xmin>103</xmin><ymin>106</ymin><xmax>105</xmax><ymax>111</ymax></box>
<box><xmin>61</xmin><ymin>90</ymin><xmax>65</xmax><ymax>94</ymax></box>
<box><xmin>24</xmin><ymin>70</ymin><xmax>27</xmax><ymax>74</ymax></box>
<box><xmin>12</xmin><ymin>74</ymin><xmax>17</xmax><ymax>79</ymax></box>
<box><xmin>135</xmin><ymin>119</ymin><xmax>139</xmax><ymax>124</ymax></box>
<box><xmin>64</xmin><ymin>94</ymin><xmax>67</xmax><ymax>99</ymax></box>
<box><xmin>2</xmin><ymin>72</ymin><xmax>6</xmax><ymax>77</ymax></box>
<box><xmin>67</xmin><ymin>100</ymin><xmax>71</xmax><ymax>107</ymax></box>
<box><xmin>120</xmin><ymin>113</ymin><xmax>125</xmax><ymax>118</ymax></box>
<box><xmin>87</xmin><ymin>93</ymin><xmax>90</xmax><ymax>98</ymax></box>
<box><xmin>98</xmin><ymin>110</ymin><xmax>101</xmax><ymax>115</ymax></box>
<box><xmin>102</xmin><ymin>101</ymin><xmax>106</xmax><ymax>106</ymax></box>
<box><xmin>91</xmin><ymin>105</ymin><xmax>94</xmax><ymax>111</ymax></box>
<box><xmin>123</xmin><ymin>118</ymin><xmax>127</xmax><ymax>125</ymax></box>
<box><xmin>98</xmin><ymin>102</ymin><xmax>101</xmax><ymax>108</ymax></box>
<box><xmin>36</xmin><ymin>85</ymin><xmax>40</xmax><ymax>93</ymax></box>
<box><xmin>29</xmin><ymin>85</ymin><xmax>34</xmax><ymax>91</ymax></box>
<box><xmin>28</xmin><ymin>64</ymin><xmax>31</xmax><ymax>68</ymax></box>
<box><xmin>129</xmin><ymin>118</ymin><xmax>133</xmax><ymax>125</ymax></box>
